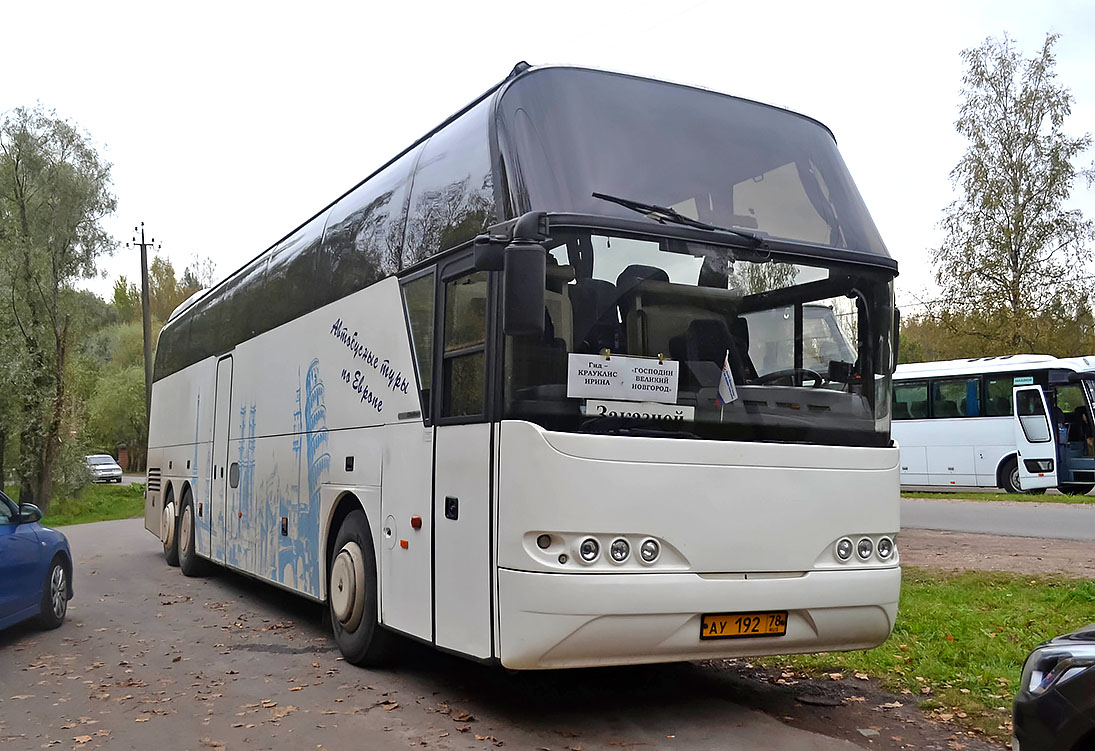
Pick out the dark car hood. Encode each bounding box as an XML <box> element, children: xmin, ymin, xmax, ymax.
<box><xmin>1042</xmin><ymin>624</ymin><xmax>1095</xmax><ymax>647</ymax></box>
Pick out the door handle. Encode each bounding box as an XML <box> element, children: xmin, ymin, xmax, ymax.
<box><xmin>445</xmin><ymin>496</ymin><xmax>459</xmax><ymax>521</ymax></box>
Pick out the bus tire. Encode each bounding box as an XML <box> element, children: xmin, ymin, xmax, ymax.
<box><xmin>1000</xmin><ymin>457</ymin><xmax>1047</xmax><ymax>495</ymax></box>
<box><xmin>1059</xmin><ymin>483</ymin><xmax>1095</xmax><ymax>496</ymax></box>
<box><xmin>162</xmin><ymin>489</ymin><xmax>180</xmax><ymax>567</ymax></box>
<box><xmin>328</xmin><ymin>509</ymin><xmax>396</xmax><ymax>666</ymax></box>
<box><xmin>178</xmin><ymin>490</ymin><xmax>210</xmax><ymax>577</ymax></box>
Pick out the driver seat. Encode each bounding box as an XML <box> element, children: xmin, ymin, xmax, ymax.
<box><xmin>669</xmin><ymin>318</ymin><xmax>751</xmax><ymax>386</ymax></box>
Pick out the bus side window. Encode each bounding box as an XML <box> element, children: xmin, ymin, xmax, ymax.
<box><xmin>442</xmin><ymin>271</ymin><xmax>489</xmax><ymax>418</ymax></box>
<box><xmin>984</xmin><ymin>377</ymin><xmax>1016</xmax><ymax>417</ymax></box>
<box><xmin>401</xmin><ymin>272</ymin><xmax>436</xmax><ymax>416</ymax></box>
<box><xmin>932</xmin><ymin>378</ymin><xmax>979</xmax><ymax>418</ymax></box>
<box><xmin>893</xmin><ymin>381</ymin><xmax>927</xmax><ymax>420</ymax></box>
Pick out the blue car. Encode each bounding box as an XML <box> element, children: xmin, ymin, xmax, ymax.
<box><xmin>0</xmin><ymin>489</ymin><xmax>73</xmax><ymax>631</ymax></box>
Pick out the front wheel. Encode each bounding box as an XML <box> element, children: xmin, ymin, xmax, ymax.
<box><xmin>37</xmin><ymin>557</ymin><xmax>69</xmax><ymax>629</ymax></box>
<box><xmin>1059</xmin><ymin>483</ymin><xmax>1095</xmax><ymax>496</ymax></box>
<box><xmin>328</xmin><ymin>509</ymin><xmax>397</xmax><ymax>665</ymax></box>
<box><xmin>1000</xmin><ymin>457</ymin><xmax>1047</xmax><ymax>495</ymax></box>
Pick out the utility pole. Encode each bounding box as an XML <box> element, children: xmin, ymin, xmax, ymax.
<box><xmin>126</xmin><ymin>223</ymin><xmax>159</xmax><ymax>429</ymax></box>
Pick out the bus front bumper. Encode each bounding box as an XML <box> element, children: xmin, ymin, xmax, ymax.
<box><xmin>497</xmin><ymin>566</ymin><xmax>900</xmax><ymax>670</ymax></box>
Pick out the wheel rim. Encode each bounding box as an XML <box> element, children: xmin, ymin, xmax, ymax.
<box><xmin>1009</xmin><ymin>466</ymin><xmax>1021</xmax><ymax>493</ymax></box>
<box><xmin>330</xmin><ymin>541</ymin><xmax>366</xmax><ymax>632</ymax></box>
<box><xmin>50</xmin><ymin>564</ymin><xmax>66</xmax><ymax>620</ymax></box>
<box><xmin>180</xmin><ymin>504</ymin><xmax>193</xmax><ymax>557</ymax></box>
<box><xmin>161</xmin><ymin>501</ymin><xmax>175</xmax><ymax>547</ymax></box>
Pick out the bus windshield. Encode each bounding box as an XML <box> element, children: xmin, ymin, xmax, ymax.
<box><xmin>498</xmin><ymin>68</ymin><xmax>889</xmax><ymax>257</ymax></box>
<box><xmin>503</xmin><ymin>231</ymin><xmax>894</xmax><ymax>447</ymax></box>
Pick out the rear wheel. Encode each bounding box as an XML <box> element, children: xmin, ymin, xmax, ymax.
<box><xmin>37</xmin><ymin>557</ymin><xmax>68</xmax><ymax>629</ymax></box>
<box><xmin>178</xmin><ymin>492</ymin><xmax>209</xmax><ymax>577</ymax></box>
<box><xmin>1059</xmin><ymin>483</ymin><xmax>1095</xmax><ymax>496</ymax></box>
<box><xmin>328</xmin><ymin>509</ymin><xmax>397</xmax><ymax>665</ymax></box>
<box><xmin>162</xmin><ymin>490</ymin><xmax>179</xmax><ymax>567</ymax></box>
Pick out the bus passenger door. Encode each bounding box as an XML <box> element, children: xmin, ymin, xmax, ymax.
<box><xmin>1012</xmin><ymin>386</ymin><xmax>1057</xmax><ymax>491</ymax></box>
<box><xmin>431</xmin><ymin>262</ymin><xmax>494</xmax><ymax>659</ymax></box>
<box><xmin>209</xmin><ymin>356</ymin><xmax>233</xmax><ymax>563</ymax></box>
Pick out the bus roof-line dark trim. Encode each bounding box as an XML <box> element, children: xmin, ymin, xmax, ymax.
<box><xmin>544</xmin><ymin>213</ymin><xmax>900</xmax><ymax>273</ymax></box>
<box><xmin>494</xmin><ymin>65</ymin><xmax>839</xmax><ymax>143</ymax></box>
<box><xmin>178</xmin><ymin>65</ymin><xmax>530</xmax><ymax>326</ymax></box>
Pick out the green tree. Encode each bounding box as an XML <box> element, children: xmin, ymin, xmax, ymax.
<box><xmin>112</xmin><ymin>275</ymin><xmax>140</xmax><ymax>322</ymax></box>
<box><xmin>0</xmin><ymin>105</ymin><xmax>116</xmax><ymax>512</ymax></box>
<box><xmin>934</xmin><ymin>33</ymin><xmax>1095</xmax><ymax>352</ymax></box>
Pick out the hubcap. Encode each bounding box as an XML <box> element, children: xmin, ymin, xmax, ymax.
<box><xmin>1010</xmin><ymin>466</ymin><xmax>1021</xmax><ymax>493</ymax></box>
<box><xmin>180</xmin><ymin>505</ymin><xmax>193</xmax><ymax>556</ymax></box>
<box><xmin>161</xmin><ymin>502</ymin><xmax>175</xmax><ymax>547</ymax></box>
<box><xmin>51</xmin><ymin>565</ymin><xmax>66</xmax><ymax>620</ymax></box>
<box><xmin>330</xmin><ymin>541</ymin><xmax>366</xmax><ymax>632</ymax></box>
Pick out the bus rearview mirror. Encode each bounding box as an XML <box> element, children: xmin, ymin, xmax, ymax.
<box><xmin>503</xmin><ymin>240</ymin><xmax>546</xmax><ymax>337</ymax></box>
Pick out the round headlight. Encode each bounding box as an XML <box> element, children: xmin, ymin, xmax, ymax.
<box><xmin>579</xmin><ymin>537</ymin><xmax>600</xmax><ymax>562</ymax></box>
<box><xmin>536</xmin><ymin>534</ymin><xmax>552</xmax><ymax>550</ymax></box>
<box><xmin>609</xmin><ymin>538</ymin><xmax>630</xmax><ymax>563</ymax></box>
<box><xmin>639</xmin><ymin>538</ymin><xmax>660</xmax><ymax>563</ymax></box>
<box><xmin>835</xmin><ymin>537</ymin><xmax>853</xmax><ymax>561</ymax></box>
<box><xmin>857</xmin><ymin>537</ymin><xmax>874</xmax><ymax>560</ymax></box>
<box><xmin>876</xmin><ymin>536</ymin><xmax>894</xmax><ymax>560</ymax></box>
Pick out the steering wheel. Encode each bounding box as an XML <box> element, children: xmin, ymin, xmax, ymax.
<box><xmin>754</xmin><ymin>368</ymin><xmax>824</xmax><ymax>388</ymax></box>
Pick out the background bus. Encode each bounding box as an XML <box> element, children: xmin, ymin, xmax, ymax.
<box><xmin>146</xmin><ymin>63</ymin><xmax>902</xmax><ymax>670</ymax></box>
<box><xmin>892</xmin><ymin>355</ymin><xmax>1095</xmax><ymax>494</ymax></box>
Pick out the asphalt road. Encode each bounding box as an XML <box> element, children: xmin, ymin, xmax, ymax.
<box><xmin>901</xmin><ymin>497</ymin><xmax>1095</xmax><ymax>541</ymax></box>
<box><xmin>0</xmin><ymin>519</ymin><xmax>867</xmax><ymax>751</ymax></box>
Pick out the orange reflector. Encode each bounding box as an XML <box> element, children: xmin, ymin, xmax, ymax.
<box><xmin>410</xmin><ymin>515</ymin><xmax>422</xmax><ymax>530</ymax></box>
<box><xmin>400</xmin><ymin>539</ymin><xmax>409</xmax><ymax>549</ymax></box>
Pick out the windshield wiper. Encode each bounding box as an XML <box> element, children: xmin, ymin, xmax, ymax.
<box><xmin>592</xmin><ymin>191</ymin><xmax>762</xmax><ymax>247</ymax></box>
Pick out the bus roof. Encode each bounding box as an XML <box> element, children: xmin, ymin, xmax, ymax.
<box><xmin>896</xmin><ymin>355</ymin><xmax>1095</xmax><ymax>379</ymax></box>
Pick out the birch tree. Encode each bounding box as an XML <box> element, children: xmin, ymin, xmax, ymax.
<box><xmin>934</xmin><ymin>33</ymin><xmax>1094</xmax><ymax>352</ymax></box>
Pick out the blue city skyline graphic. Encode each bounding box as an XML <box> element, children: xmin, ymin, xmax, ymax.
<box><xmin>225</xmin><ymin>358</ymin><xmax>330</xmax><ymax>598</ymax></box>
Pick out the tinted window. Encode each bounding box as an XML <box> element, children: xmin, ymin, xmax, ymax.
<box><xmin>893</xmin><ymin>381</ymin><xmax>928</xmax><ymax>420</ymax></box>
<box><xmin>1017</xmin><ymin>389</ymin><xmax>1051</xmax><ymax>443</ymax></box>
<box><xmin>319</xmin><ymin>146</ymin><xmax>421</xmax><ymax>305</ymax></box>
<box><xmin>498</xmin><ymin>68</ymin><xmax>887</xmax><ymax>256</ymax></box>
<box><xmin>264</xmin><ymin>214</ymin><xmax>327</xmax><ymax>329</ymax></box>
<box><xmin>0</xmin><ymin>493</ymin><xmax>15</xmax><ymax>525</ymax></box>
<box><xmin>985</xmin><ymin>376</ymin><xmax>1018</xmax><ymax>416</ymax></box>
<box><xmin>402</xmin><ymin>272</ymin><xmax>435</xmax><ymax>410</ymax></box>
<box><xmin>932</xmin><ymin>378</ymin><xmax>980</xmax><ymax>418</ymax></box>
<box><xmin>442</xmin><ymin>271</ymin><xmax>488</xmax><ymax>418</ymax></box>
<box><xmin>404</xmin><ymin>97</ymin><xmax>495</xmax><ymax>263</ymax></box>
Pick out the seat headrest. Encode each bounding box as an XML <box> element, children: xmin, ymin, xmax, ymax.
<box><xmin>616</xmin><ymin>265</ymin><xmax>669</xmax><ymax>297</ymax></box>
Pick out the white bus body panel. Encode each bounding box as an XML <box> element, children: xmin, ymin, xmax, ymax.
<box><xmin>433</xmin><ymin>423</ymin><xmax>494</xmax><ymax>659</ymax></box>
<box><xmin>892</xmin><ymin>417</ymin><xmax>1014</xmax><ymax>488</ymax></box>
<box><xmin>495</xmin><ymin>421</ymin><xmax>900</xmax><ymax>669</ymax></box>
<box><xmin>146</xmin><ymin>277</ymin><xmax>424</xmax><ymax>603</ymax></box>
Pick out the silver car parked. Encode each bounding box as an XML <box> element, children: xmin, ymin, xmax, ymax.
<box><xmin>85</xmin><ymin>455</ymin><xmax>123</xmax><ymax>483</ymax></box>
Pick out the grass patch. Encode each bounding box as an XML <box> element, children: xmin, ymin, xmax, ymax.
<box><xmin>758</xmin><ymin>568</ymin><xmax>1095</xmax><ymax>743</ymax></box>
<box><xmin>903</xmin><ymin>490</ymin><xmax>1095</xmax><ymax>504</ymax></box>
<box><xmin>4</xmin><ymin>482</ymin><xmax>145</xmax><ymax>526</ymax></box>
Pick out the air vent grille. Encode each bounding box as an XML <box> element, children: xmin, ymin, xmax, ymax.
<box><xmin>147</xmin><ymin>467</ymin><xmax>162</xmax><ymax>493</ymax></box>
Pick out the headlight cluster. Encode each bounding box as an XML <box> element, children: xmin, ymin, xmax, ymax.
<box><xmin>1021</xmin><ymin>644</ymin><xmax>1095</xmax><ymax>695</ymax></box>
<box><xmin>834</xmin><ymin>535</ymin><xmax>895</xmax><ymax>563</ymax></box>
<box><xmin>533</xmin><ymin>533</ymin><xmax>662</xmax><ymax>566</ymax></box>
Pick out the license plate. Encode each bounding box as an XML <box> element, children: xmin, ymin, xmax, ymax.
<box><xmin>700</xmin><ymin>611</ymin><xmax>787</xmax><ymax>640</ymax></box>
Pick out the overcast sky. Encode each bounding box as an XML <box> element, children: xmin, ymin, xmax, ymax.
<box><xmin>3</xmin><ymin>0</ymin><xmax>1093</xmax><ymax>311</ymax></box>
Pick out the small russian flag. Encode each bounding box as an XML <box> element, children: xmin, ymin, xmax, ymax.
<box><xmin>716</xmin><ymin>349</ymin><xmax>738</xmax><ymax>407</ymax></box>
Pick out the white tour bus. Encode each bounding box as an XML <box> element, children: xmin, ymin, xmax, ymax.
<box><xmin>892</xmin><ymin>355</ymin><xmax>1095</xmax><ymax>494</ymax></box>
<box><xmin>145</xmin><ymin>64</ymin><xmax>902</xmax><ymax>669</ymax></box>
